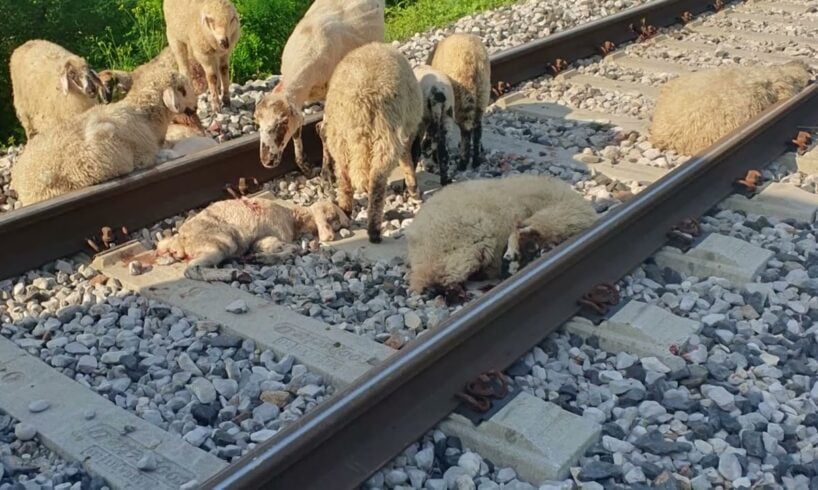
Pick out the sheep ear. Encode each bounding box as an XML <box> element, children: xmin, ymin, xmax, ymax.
<box><xmin>60</xmin><ymin>63</ymin><xmax>73</xmax><ymax>95</ymax></box>
<box><xmin>201</xmin><ymin>13</ymin><xmax>214</xmax><ymax>30</ymax></box>
<box><xmin>163</xmin><ymin>87</ymin><xmax>181</xmax><ymax>113</ymax></box>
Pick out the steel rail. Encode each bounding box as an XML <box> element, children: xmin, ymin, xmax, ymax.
<box><xmin>0</xmin><ymin>0</ymin><xmax>719</xmax><ymax>280</ymax></box>
<box><xmin>199</xmin><ymin>1</ymin><xmax>794</xmax><ymax>488</ymax></box>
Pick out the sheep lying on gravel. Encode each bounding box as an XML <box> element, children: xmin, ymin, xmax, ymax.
<box><xmin>413</xmin><ymin>64</ymin><xmax>461</xmax><ymax>186</ymax></box>
<box><xmin>156</xmin><ymin>198</ymin><xmax>350</xmax><ymax>267</ymax></box>
<box><xmin>406</xmin><ymin>175</ymin><xmax>596</xmax><ymax>294</ymax></box>
<box><xmin>323</xmin><ymin>43</ymin><xmax>422</xmax><ymax>244</ymax></box>
<box><xmin>164</xmin><ymin>0</ymin><xmax>240</xmax><ymax>112</ymax></box>
<box><xmin>10</xmin><ymin>40</ymin><xmax>110</xmax><ymax>139</ymax></box>
<box><xmin>254</xmin><ymin>0</ymin><xmax>384</xmax><ymax>176</ymax></box>
<box><xmin>650</xmin><ymin>61</ymin><xmax>811</xmax><ymax>155</ymax></box>
<box><xmin>11</xmin><ymin>71</ymin><xmax>197</xmax><ymax>205</ymax></box>
<box><xmin>428</xmin><ymin>34</ymin><xmax>491</xmax><ymax>171</ymax></box>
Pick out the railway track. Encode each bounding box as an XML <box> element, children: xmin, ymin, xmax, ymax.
<box><xmin>3</xmin><ymin>0</ymin><xmax>818</xmax><ymax>488</ymax></box>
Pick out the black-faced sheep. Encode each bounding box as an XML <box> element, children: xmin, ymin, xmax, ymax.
<box><xmin>413</xmin><ymin>64</ymin><xmax>461</xmax><ymax>186</ymax></box>
<box><xmin>428</xmin><ymin>34</ymin><xmax>491</xmax><ymax>171</ymax></box>
<box><xmin>406</xmin><ymin>175</ymin><xmax>597</xmax><ymax>293</ymax></box>
<box><xmin>10</xmin><ymin>71</ymin><xmax>197</xmax><ymax>205</ymax></box>
<box><xmin>10</xmin><ymin>40</ymin><xmax>110</xmax><ymax>140</ymax></box>
<box><xmin>156</xmin><ymin>198</ymin><xmax>349</xmax><ymax>267</ymax></box>
<box><xmin>253</xmin><ymin>0</ymin><xmax>384</xmax><ymax>176</ymax></box>
<box><xmin>323</xmin><ymin>42</ymin><xmax>423</xmax><ymax>244</ymax></box>
<box><xmin>164</xmin><ymin>0</ymin><xmax>241</xmax><ymax>112</ymax></box>
<box><xmin>650</xmin><ymin>61</ymin><xmax>811</xmax><ymax>155</ymax></box>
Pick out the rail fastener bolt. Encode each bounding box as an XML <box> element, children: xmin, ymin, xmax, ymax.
<box><xmin>713</xmin><ymin>0</ymin><xmax>725</xmax><ymax>12</ymax></box>
<box><xmin>734</xmin><ymin>170</ymin><xmax>763</xmax><ymax>195</ymax></box>
<box><xmin>630</xmin><ymin>18</ymin><xmax>658</xmax><ymax>42</ymax></box>
<box><xmin>455</xmin><ymin>370</ymin><xmax>510</xmax><ymax>413</ymax></box>
<box><xmin>599</xmin><ymin>41</ymin><xmax>616</xmax><ymax>56</ymax></box>
<box><xmin>793</xmin><ymin>131</ymin><xmax>812</xmax><ymax>155</ymax></box>
<box><xmin>680</xmin><ymin>11</ymin><xmax>694</xmax><ymax>24</ymax></box>
<box><xmin>491</xmin><ymin>81</ymin><xmax>510</xmax><ymax>100</ymax></box>
<box><xmin>578</xmin><ymin>283</ymin><xmax>620</xmax><ymax>315</ymax></box>
<box><xmin>548</xmin><ymin>58</ymin><xmax>569</xmax><ymax>76</ymax></box>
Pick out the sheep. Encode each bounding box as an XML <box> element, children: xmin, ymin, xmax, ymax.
<box><xmin>405</xmin><ymin>175</ymin><xmax>596</xmax><ymax>294</ymax></box>
<box><xmin>10</xmin><ymin>40</ymin><xmax>110</xmax><ymax>140</ymax></box>
<box><xmin>156</xmin><ymin>198</ymin><xmax>350</xmax><ymax>267</ymax></box>
<box><xmin>164</xmin><ymin>0</ymin><xmax>240</xmax><ymax>112</ymax></box>
<box><xmin>323</xmin><ymin>42</ymin><xmax>423</xmax><ymax>244</ymax></box>
<box><xmin>650</xmin><ymin>61</ymin><xmax>811</xmax><ymax>156</ymax></box>
<box><xmin>428</xmin><ymin>34</ymin><xmax>491</xmax><ymax>171</ymax></box>
<box><xmin>10</xmin><ymin>70</ymin><xmax>197</xmax><ymax>205</ymax></box>
<box><xmin>413</xmin><ymin>64</ymin><xmax>461</xmax><ymax>186</ymax></box>
<box><xmin>254</xmin><ymin>0</ymin><xmax>384</xmax><ymax>177</ymax></box>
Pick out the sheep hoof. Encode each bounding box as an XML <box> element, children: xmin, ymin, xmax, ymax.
<box><xmin>368</xmin><ymin>232</ymin><xmax>382</xmax><ymax>244</ymax></box>
<box><xmin>444</xmin><ymin>284</ymin><xmax>468</xmax><ymax>305</ymax></box>
<box><xmin>221</xmin><ymin>94</ymin><xmax>230</xmax><ymax>106</ymax></box>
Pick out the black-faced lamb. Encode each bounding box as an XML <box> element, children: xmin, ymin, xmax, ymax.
<box><xmin>156</xmin><ymin>198</ymin><xmax>349</xmax><ymax>267</ymax></box>
<box><xmin>650</xmin><ymin>61</ymin><xmax>811</xmax><ymax>155</ymax></box>
<box><xmin>253</xmin><ymin>0</ymin><xmax>384</xmax><ymax>176</ymax></box>
<box><xmin>406</xmin><ymin>175</ymin><xmax>596</xmax><ymax>293</ymax></box>
<box><xmin>428</xmin><ymin>33</ymin><xmax>491</xmax><ymax>171</ymax></box>
<box><xmin>164</xmin><ymin>0</ymin><xmax>241</xmax><ymax>112</ymax></box>
<box><xmin>323</xmin><ymin>42</ymin><xmax>423</xmax><ymax>244</ymax></box>
<box><xmin>10</xmin><ymin>40</ymin><xmax>110</xmax><ymax>139</ymax></box>
<box><xmin>10</xmin><ymin>71</ymin><xmax>197</xmax><ymax>205</ymax></box>
<box><xmin>413</xmin><ymin>64</ymin><xmax>461</xmax><ymax>186</ymax></box>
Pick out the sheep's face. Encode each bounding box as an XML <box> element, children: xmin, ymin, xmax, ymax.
<box><xmin>162</xmin><ymin>76</ymin><xmax>197</xmax><ymax>116</ymax></box>
<box><xmin>308</xmin><ymin>201</ymin><xmax>351</xmax><ymax>242</ymax></box>
<box><xmin>255</xmin><ymin>92</ymin><xmax>304</xmax><ymax>169</ymax></box>
<box><xmin>443</xmin><ymin>117</ymin><xmax>462</xmax><ymax>157</ymax></box>
<box><xmin>61</xmin><ymin>60</ymin><xmax>109</xmax><ymax>102</ymax></box>
<box><xmin>201</xmin><ymin>3</ymin><xmax>240</xmax><ymax>52</ymax></box>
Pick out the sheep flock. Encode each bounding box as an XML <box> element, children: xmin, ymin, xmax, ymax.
<box><xmin>5</xmin><ymin>0</ymin><xmax>810</xmax><ymax>300</ymax></box>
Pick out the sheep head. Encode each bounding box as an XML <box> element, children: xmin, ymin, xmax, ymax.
<box><xmin>200</xmin><ymin>0</ymin><xmax>240</xmax><ymax>52</ymax></box>
<box><xmin>98</xmin><ymin>69</ymin><xmax>133</xmax><ymax>102</ymax></box>
<box><xmin>60</xmin><ymin>59</ymin><xmax>109</xmax><ymax>102</ymax></box>
<box><xmin>308</xmin><ymin>200</ymin><xmax>351</xmax><ymax>242</ymax></box>
<box><xmin>162</xmin><ymin>74</ymin><xmax>198</xmax><ymax>116</ymax></box>
<box><xmin>443</xmin><ymin>117</ymin><xmax>462</xmax><ymax>159</ymax></box>
<box><xmin>254</xmin><ymin>92</ymin><xmax>304</xmax><ymax>168</ymax></box>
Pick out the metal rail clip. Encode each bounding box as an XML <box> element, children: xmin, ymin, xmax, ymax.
<box><xmin>630</xmin><ymin>18</ymin><xmax>658</xmax><ymax>42</ymax></box>
<box><xmin>680</xmin><ymin>11</ymin><xmax>694</xmax><ymax>24</ymax></box>
<box><xmin>712</xmin><ymin>0</ymin><xmax>725</xmax><ymax>12</ymax></box>
<box><xmin>733</xmin><ymin>169</ymin><xmax>763</xmax><ymax>196</ymax></box>
<box><xmin>491</xmin><ymin>81</ymin><xmax>511</xmax><ymax>100</ymax></box>
<box><xmin>87</xmin><ymin>226</ymin><xmax>130</xmax><ymax>253</ymax></box>
<box><xmin>666</xmin><ymin>217</ymin><xmax>702</xmax><ymax>252</ymax></box>
<box><xmin>599</xmin><ymin>41</ymin><xmax>616</xmax><ymax>56</ymax></box>
<box><xmin>578</xmin><ymin>283</ymin><xmax>621</xmax><ymax>323</ymax></box>
<box><xmin>549</xmin><ymin>58</ymin><xmax>569</xmax><ymax>76</ymax></box>
<box><xmin>455</xmin><ymin>370</ymin><xmax>519</xmax><ymax>424</ymax></box>
<box><xmin>793</xmin><ymin>131</ymin><xmax>813</xmax><ymax>155</ymax></box>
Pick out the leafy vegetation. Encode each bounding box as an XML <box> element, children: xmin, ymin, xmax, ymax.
<box><xmin>0</xmin><ymin>0</ymin><xmax>514</xmax><ymax>146</ymax></box>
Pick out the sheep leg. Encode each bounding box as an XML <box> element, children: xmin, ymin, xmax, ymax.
<box><xmin>458</xmin><ymin>126</ymin><xmax>472</xmax><ymax>172</ymax></box>
<box><xmin>471</xmin><ymin>119</ymin><xmax>483</xmax><ymax>169</ymax></box>
<box><xmin>366</xmin><ymin>172</ymin><xmax>389</xmax><ymax>243</ymax></box>
<box><xmin>187</xmin><ymin>244</ymin><xmax>226</xmax><ymax>268</ymax></box>
<box><xmin>336</xmin><ymin>165</ymin><xmax>354</xmax><ymax>218</ymax></box>
<box><xmin>169</xmin><ymin>40</ymin><xmax>191</xmax><ymax>80</ymax></box>
<box><xmin>399</xmin><ymin>144</ymin><xmax>419</xmax><ymax>199</ymax></box>
<box><xmin>203</xmin><ymin>62</ymin><xmax>222</xmax><ymax>112</ymax></box>
<box><xmin>292</xmin><ymin>127</ymin><xmax>313</xmax><ymax>177</ymax></box>
<box><xmin>436</xmin><ymin>127</ymin><xmax>450</xmax><ymax>186</ymax></box>
<box><xmin>317</xmin><ymin>122</ymin><xmax>334</xmax><ymax>193</ymax></box>
<box><xmin>219</xmin><ymin>57</ymin><xmax>231</xmax><ymax>107</ymax></box>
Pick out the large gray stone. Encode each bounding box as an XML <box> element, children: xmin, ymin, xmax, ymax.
<box><xmin>653</xmin><ymin>233</ymin><xmax>773</xmax><ymax>286</ymax></box>
<box><xmin>94</xmin><ymin>242</ymin><xmax>394</xmax><ymax>387</ymax></box>
<box><xmin>0</xmin><ymin>337</ymin><xmax>226</xmax><ymax>490</ymax></box>
<box><xmin>440</xmin><ymin>393</ymin><xmax>600</xmax><ymax>484</ymax></box>
<box><xmin>565</xmin><ymin>301</ymin><xmax>700</xmax><ymax>371</ymax></box>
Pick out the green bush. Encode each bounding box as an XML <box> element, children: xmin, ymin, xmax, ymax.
<box><xmin>0</xmin><ymin>0</ymin><xmax>513</xmax><ymax>147</ymax></box>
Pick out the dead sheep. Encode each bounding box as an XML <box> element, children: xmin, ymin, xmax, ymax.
<box><xmin>428</xmin><ymin>33</ymin><xmax>491</xmax><ymax>171</ymax></box>
<box><xmin>413</xmin><ymin>64</ymin><xmax>461</xmax><ymax>186</ymax></box>
<box><xmin>254</xmin><ymin>0</ymin><xmax>384</xmax><ymax>176</ymax></box>
<box><xmin>164</xmin><ymin>0</ymin><xmax>241</xmax><ymax>112</ymax></box>
<box><xmin>10</xmin><ymin>71</ymin><xmax>197</xmax><ymax>205</ymax></box>
<box><xmin>323</xmin><ymin>42</ymin><xmax>422</xmax><ymax>244</ymax></box>
<box><xmin>156</xmin><ymin>198</ymin><xmax>350</xmax><ymax>267</ymax></box>
<box><xmin>650</xmin><ymin>61</ymin><xmax>811</xmax><ymax>155</ymax></box>
<box><xmin>10</xmin><ymin>40</ymin><xmax>110</xmax><ymax>139</ymax></box>
<box><xmin>406</xmin><ymin>175</ymin><xmax>597</xmax><ymax>294</ymax></box>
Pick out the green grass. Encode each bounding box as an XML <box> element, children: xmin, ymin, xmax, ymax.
<box><xmin>385</xmin><ymin>0</ymin><xmax>516</xmax><ymax>41</ymax></box>
<box><xmin>0</xmin><ymin>0</ymin><xmax>515</xmax><ymax>147</ymax></box>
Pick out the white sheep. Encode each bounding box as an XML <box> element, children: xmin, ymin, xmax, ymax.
<box><xmin>323</xmin><ymin>42</ymin><xmax>423</xmax><ymax>244</ymax></box>
<box><xmin>406</xmin><ymin>175</ymin><xmax>597</xmax><ymax>294</ymax></box>
<box><xmin>428</xmin><ymin>34</ymin><xmax>491</xmax><ymax>171</ymax></box>
<box><xmin>413</xmin><ymin>64</ymin><xmax>461</xmax><ymax>186</ymax></box>
<box><xmin>164</xmin><ymin>0</ymin><xmax>240</xmax><ymax>112</ymax></box>
<box><xmin>156</xmin><ymin>198</ymin><xmax>349</xmax><ymax>267</ymax></box>
<box><xmin>650</xmin><ymin>61</ymin><xmax>811</xmax><ymax>155</ymax></box>
<box><xmin>10</xmin><ymin>40</ymin><xmax>109</xmax><ymax>139</ymax></box>
<box><xmin>10</xmin><ymin>71</ymin><xmax>197</xmax><ymax>205</ymax></box>
<box><xmin>254</xmin><ymin>0</ymin><xmax>384</xmax><ymax>177</ymax></box>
